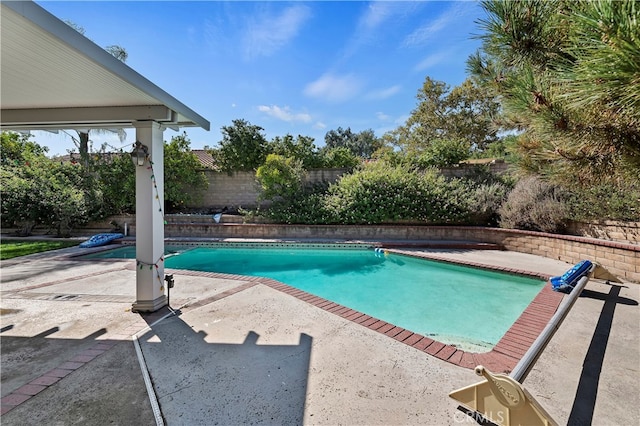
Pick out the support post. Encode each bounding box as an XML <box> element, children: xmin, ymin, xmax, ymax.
<box><xmin>132</xmin><ymin>121</ymin><xmax>167</xmax><ymax>312</ymax></box>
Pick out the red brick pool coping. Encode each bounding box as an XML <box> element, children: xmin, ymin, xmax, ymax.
<box><xmin>165</xmin><ymin>249</ymin><xmax>563</xmax><ymax>375</ymax></box>
<box><xmin>266</xmin><ymin>276</ymin><xmax>562</xmax><ymax>375</ymax></box>
<box><xmin>72</xmin><ymin>244</ymin><xmax>565</xmax><ymax>374</ymax></box>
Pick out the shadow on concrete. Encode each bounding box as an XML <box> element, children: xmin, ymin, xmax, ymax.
<box><xmin>568</xmin><ymin>285</ymin><xmax>638</xmax><ymax>425</ymax></box>
<box><xmin>137</xmin><ymin>310</ymin><xmax>312</xmax><ymax>425</ymax></box>
<box><xmin>0</xmin><ymin>330</ymin><xmax>155</xmax><ymax>424</ymax></box>
<box><xmin>0</xmin><ymin>327</ymin><xmax>106</xmax><ymax>396</ymax></box>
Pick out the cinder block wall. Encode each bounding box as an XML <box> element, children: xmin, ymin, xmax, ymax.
<box><xmin>186</xmin><ymin>168</ymin><xmax>350</xmax><ymax>209</ymax></box>
<box><xmin>185</xmin><ymin>164</ymin><xmax>510</xmax><ymax>210</ymax></box>
<box><xmin>439</xmin><ymin>161</ymin><xmax>510</xmax><ymax>178</ymax></box>
<box><xmin>466</xmin><ymin>227</ymin><xmax>639</xmax><ymax>283</ymax></box>
<box><xmin>193</xmin><ymin>171</ymin><xmax>261</xmax><ymax>209</ymax></box>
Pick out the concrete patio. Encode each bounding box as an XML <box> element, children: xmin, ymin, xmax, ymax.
<box><xmin>1</xmin><ymin>243</ymin><xmax>638</xmax><ymax>425</ymax></box>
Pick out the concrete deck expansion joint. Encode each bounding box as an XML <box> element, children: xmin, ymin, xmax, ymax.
<box><xmin>132</xmin><ymin>310</ymin><xmax>176</xmax><ymax>426</ymax></box>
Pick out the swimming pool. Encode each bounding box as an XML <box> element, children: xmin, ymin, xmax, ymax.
<box><xmin>85</xmin><ymin>244</ymin><xmax>545</xmax><ymax>351</ymax></box>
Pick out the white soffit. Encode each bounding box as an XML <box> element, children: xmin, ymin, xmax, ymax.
<box><xmin>0</xmin><ymin>1</ymin><xmax>210</xmax><ymax>131</ymax></box>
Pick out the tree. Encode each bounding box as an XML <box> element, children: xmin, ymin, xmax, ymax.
<box><xmin>64</xmin><ymin>20</ymin><xmax>128</xmax><ymax>166</ymax></box>
<box><xmin>208</xmin><ymin>119</ymin><xmax>270</xmax><ymax>173</ymax></box>
<box><xmin>324</xmin><ymin>127</ymin><xmax>383</xmax><ymax>159</ymax></box>
<box><xmin>320</xmin><ymin>147</ymin><xmax>360</xmax><ymax>169</ymax></box>
<box><xmin>1</xmin><ymin>131</ymin><xmax>48</xmax><ymax>165</ymax></box>
<box><xmin>164</xmin><ymin>132</ymin><xmax>209</xmax><ymax>211</ymax></box>
<box><xmin>1</xmin><ymin>133</ymin><xmax>96</xmax><ymax>236</ymax></box>
<box><xmin>467</xmin><ymin>0</ymin><xmax>640</xmax><ymax>183</ymax></box>
<box><xmin>270</xmin><ymin>134</ymin><xmax>323</xmax><ymax>169</ymax></box>
<box><xmin>392</xmin><ymin>77</ymin><xmax>500</xmax><ymax>155</ymax></box>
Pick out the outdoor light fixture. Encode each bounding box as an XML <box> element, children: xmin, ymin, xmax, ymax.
<box><xmin>130</xmin><ymin>141</ymin><xmax>148</xmax><ymax>166</ymax></box>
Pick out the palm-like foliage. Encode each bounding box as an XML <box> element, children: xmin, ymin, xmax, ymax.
<box><xmin>65</xmin><ymin>20</ymin><xmax>128</xmax><ymax>165</ymax></box>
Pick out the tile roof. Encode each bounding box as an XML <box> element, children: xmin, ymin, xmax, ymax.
<box><xmin>53</xmin><ymin>149</ymin><xmax>216</xmax><ymax>170</ymax></box>
<box><xmin>191</xmin><ymin>149</ymin><xmax>216</xmax><ymax>169</ymax></box>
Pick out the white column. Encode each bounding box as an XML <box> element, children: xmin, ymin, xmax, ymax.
<box><xmin>132</xmin><ymin>121</ymin><xmax>167</xmax><ymax>312</ymax></box>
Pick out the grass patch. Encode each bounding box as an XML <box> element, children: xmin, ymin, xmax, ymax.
<box><xmin>0</xmin><ymin>240</ymin><xmax>79</xmax><ymax>260</ymax></box>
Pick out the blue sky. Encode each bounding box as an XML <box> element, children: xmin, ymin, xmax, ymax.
<box><xmin>34</xmin><ymin>1</ymin><xmax>486</xmax><ymax>156</ymax></box>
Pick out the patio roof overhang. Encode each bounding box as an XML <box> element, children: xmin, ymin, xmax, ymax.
<box><xmin>0</xmin><ymin>0</ymin><xmax>210</xmax><ymax>132</ymax></box>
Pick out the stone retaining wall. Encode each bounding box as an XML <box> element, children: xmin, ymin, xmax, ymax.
<box><xmin>467</xmin><ymin>227</ymin><xmax>639</xmax><ymax>282</ymax></box>
<box><xmin>145</xmin><ymin>223</ymin><xmax>639</xmax><ymax>283</ymax></box>
<box><xmin>15</xmin><ymin>214</ymin><xmax>634</xmax><ymax>282</ymax></box>
<box><xmin>567</xmin><ymin>220</ymin><xmax>639</xmax><ymax>245</ymax></box>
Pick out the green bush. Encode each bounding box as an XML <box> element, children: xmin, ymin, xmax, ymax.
<box><xmin>412</xmin><ymin>138</ymin><xmax>470</xmax><ymax>168</ymax></box>
<box><xmin>263</xmin><ymin>186</ymin><xmax>336</xmax><ymax>224</ymax></box>
<box><xmin>270</xmin><ymin>134</ymin><xmax>324</xmax><ymax>169</ymax></box>
<box><xmin>163</xmin><ymin>133</ymin><xmax>209</xmax><ymax>212</ymax></box>
<box><xmin>326</xmin><ymin>162</ymin><xmax>466</xmax><ymax>224</ymax></box>
<box><xmin>256</xmin><ymin>154</ymin><xmax>305</xmax><ymax>202</ymax></box>
<box><xmin>262</xmin><ymin>162</ymin><xmax>470</xmax><ymax>225</ymax></box>
<box><xmin>1</xmin><ymin>158</ymin><xmax>93</xmax><ymax>236</ymax></box>
<box><xmin>320</xmin><ymin>147</ymin><xmax>360</xmax><ymax>169</ymax></box>
<box><xmin>89</xmin><ymin>133</ymin><xmax>208</xmax><ymax>215</ymax></box>
<box><xmin>564</xmin><ymin>180</ymin><xmax>640</xmax><ymax>222</ymax></box>
<box><xmin>89</xmin><ymin>151</ymin><xmax>135</xmax><ymax>216</ymax></box>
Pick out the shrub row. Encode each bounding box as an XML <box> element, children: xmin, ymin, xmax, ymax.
<box><xmin>257</xmin><ymin>162</ymin><xmax>639</xmax><ymax>230</ymax></box>
<box><xmin>261</xmin><ymin>162</ymin><xmax>509</xmax><ymax>226</ymax></box>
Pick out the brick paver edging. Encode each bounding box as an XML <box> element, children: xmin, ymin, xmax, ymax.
<box><xmin>258</xmin><ymin>277</ymin><xmax>562</xmax><ymax>374</ymax></box>
<box><xmin>0</xmin><ymin>340</ymin><xmax>121</xmax><ymax>415</ymax></box>
<box><xmin>0</xmin><ymin>278</ymin><xmax>257</xmax><ymax>417</ymax></box>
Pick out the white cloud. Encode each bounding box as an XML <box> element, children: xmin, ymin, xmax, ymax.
<box><xmin>376</xmin><ymin>112</ymin><xmax>391</xmax><ymax>121</ymax></box>
<box><xmin>341</xmin><ymin>2</ymin><xmax>419</xmax><ymax>61</ymax></box>
<box><xmin>402</xmin><ymin>3</ymin><xmax>465</xmax><ymax>48</ymax></box>
<box><xmin>303</xmin><ymin>73</ymin><xmax>363</xmax><ymax>103</ymax></box>
<box><xmin>395</xmin><ymin>115</ymin><xmax>409</xmax><ymax>125</ymax></box>
<box><xmin>366</xmin><ymin>85</ymin><xmax>401</xmax><ymax>100</ymax></box>
<box><xmin>313</xmin><ymin>121</ymin><xmax>327</xmax><ymax>130</ymax></box>
<box><xmin>243</xmin><ymin>5</ymin><xmax>311</xmax><ymax>59</ymax></box>
<box><xmin>361</xmin><ymin>2</ymin><xmax>395</xmax><ymax>30</ymax></box>
<box><xmin>413</xmin><ymin>51</ymin><xmax>449</xmax><ymax>72</ymax></box>
<box><xmin>258</xmin><ymin>105</ymin><xmax>312</xmax><ymax>123</ymax></box>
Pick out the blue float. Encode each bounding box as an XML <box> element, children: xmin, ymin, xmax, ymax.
<box><xmin>79</xmin><ymin>233</ymin><xmax>124</xmax><ymax>248</ymax></box>
<box><xmin>550</xmin><ymin>260</ymin><xmax>593</xmax><ymax>293</ymax></box>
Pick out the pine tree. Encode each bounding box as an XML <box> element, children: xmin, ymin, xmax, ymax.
<box><xmin>468</xmin><ymin>0</ymin><xmax>640</xmax><ymax>184</ymax></box>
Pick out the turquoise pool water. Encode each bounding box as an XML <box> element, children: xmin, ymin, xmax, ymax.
<box><xmin>85</xmin><ymin>245</ymin><xmax>544</xmax><ymax>351</ymax></box>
